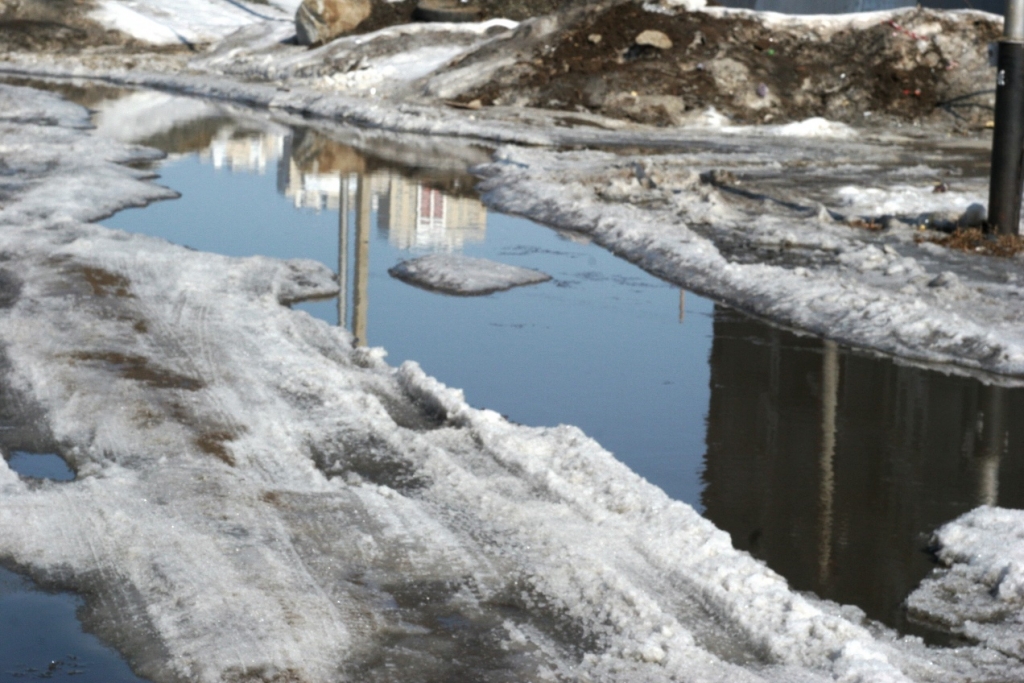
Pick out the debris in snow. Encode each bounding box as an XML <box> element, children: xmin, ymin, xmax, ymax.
<box><xmin>388</xmin><ymin>253</ymin><xmax>551</xmax><ymax>294</ymax></box>
<box><xmin>920</xmin><ymin>228</ymin><xmax>1024</xmax><ymax>258</ymax></box>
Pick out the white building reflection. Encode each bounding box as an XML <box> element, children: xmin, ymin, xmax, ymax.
<box><xmin>203</xmin><ymin>132</ymin><xmax>283</xmax><ymax>175</ymax></box>
<box><xmin>188</xmin><ymin>128</ymin><xmax>487</xmax><ymax>252</ymax></box>
<box><xmin>182</xmin><ymin>126</ymin><xmax>490</xmax><ymax>346</ymax></box>
<box><xmin>280</xmin><ymin>157</ymin><xmax>486</xmax><ymax>251</ymax></box>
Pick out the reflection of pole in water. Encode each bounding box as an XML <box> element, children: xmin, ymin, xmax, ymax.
<box><xmin>977</xmin><ymin>384</ymin><xmax>1006</xmax><ymax>507</ymax></box>
<box><xmin>679</xmin><ymin>290</ymin><xmax>685</xmax><ymax>324</ymax></box>
<box><xmin>338</xmin><ymin>173</ymin><xmax>350</xmax><ymax>330</ymax></box>
<box><xmin>352</xmin><ymin>173</ymin><xmax>371</xmax><ymax>348</ymax></box>
<box><xmin>818</xmin><ymin>340</ymin><xmax>839</xmax><ymax>586</ymax></box>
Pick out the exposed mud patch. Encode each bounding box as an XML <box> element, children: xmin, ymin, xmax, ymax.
<box><xmin>80</xmin><ymin>266</ymin><xmax>132</xmax><ymax>298</ymax></box>
<box><xmin>353</xmin><ymin>0</ymin><xmax>597</xmax><ymax>34</ymax></box>
<box><xmin>68</xmin><ymin>351</ymin><xmax>205</xmax><ymax>390</ymax></box>
<box><xmin>195</xmin><ymin>429</ymin><xmax>241</xmax><ymax>466</ymax></box>
<box><xmin>309</xmin><ymin>438</ymin><xmax>427</xmax><ymax>491</ymax></box>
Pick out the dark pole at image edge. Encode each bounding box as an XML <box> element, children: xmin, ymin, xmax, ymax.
<box><xmin>987</xmin><ymin>0</ymin><xmax>1024</xmax><ymax>235</ymax></box>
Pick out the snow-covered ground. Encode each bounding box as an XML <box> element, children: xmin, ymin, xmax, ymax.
<box><xmin>475</xmin><ymin>142</ymin><xmax>1024</xmax><ymax>379</ymax></box>
<box><xmin>1</xmin><ymin>1</ymin><xmax>1024</xmax><ymax>680</ymax></box>
<box><xmin>89</xmin><ymin>0</ymin><xmax>299</xmax><ymax>46</ymax></box>
<box><xmin>10</xmin><ymin>82</ymin><xmax>1015</xmax><ymax>683</ymax></box>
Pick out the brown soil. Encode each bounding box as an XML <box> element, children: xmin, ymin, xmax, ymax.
<box><xmin>354</xmin><ymin>0</ymin><xmax>596</xmax><ymax>34</ymax></box>
<box><xmin>451</xmin><ymin>3</ymin><xmax>1001</xmax><ymax>128</ymax></box>
<box><xmin>920</xmin><ymin>228</ymin><xmax>1024</xmax><ymax>257</ymax></box>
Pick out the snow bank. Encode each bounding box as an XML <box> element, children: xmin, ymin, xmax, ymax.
<box><xmin>388</xmin><ymin>254</ymin><xmax>551</xmax><ymax>295</ymax></box>
<box><xmin>475</xmin><ymin>144</ymin><xmax>1024</xmax><ymax>380</ymax></box>
<box><xmin>2</xmin><ymin>83</ymin><xmax>1022</xmax><ymax>683</ymax></box>
<box><xmin>907</xmin><ymin>507</ymin><xmax>1024</xmax><ymax>658</ymax></box>
<box><xmin>90</xmin><ymin>0</ymin><xmax>292</xmax><ymax>45</ymax></box>
<box><xmin>192</xmin><ymin>17</ymin><xmax>519</xmax><ymax>97</ymax></box>
<box><xmin>701</xmin><ymin>5</ymin><xmax>997</xmax><ymax>37</ymax></box>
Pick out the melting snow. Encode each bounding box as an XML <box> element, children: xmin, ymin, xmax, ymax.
<box><xmin>3</xmin><ymin>83</ymin><xmax>1023</xmax><ymax>683</ymax></box>
<box><xmin>908</xmin><ymin>507</ymin><xmax>1024</xmax><ymax>659</ymax></box>
<box><xmin>90</xmin><ymin>0</ymin><xmax>293</xmax><ymax>45</ymax></box>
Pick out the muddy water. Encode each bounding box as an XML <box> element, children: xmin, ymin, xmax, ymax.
<box><xmin>3</xmin><ymin>81</ymin><xmax>1024</xmax><ymax>669</ymax></box>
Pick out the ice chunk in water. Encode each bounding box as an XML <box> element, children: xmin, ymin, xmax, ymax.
<box><xmin>388</xmin><ymin>253</ymin><xmax>551</xmax><ymax>295</ymax></box>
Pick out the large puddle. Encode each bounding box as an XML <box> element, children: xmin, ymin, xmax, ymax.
<box><xmin>3</xmin><ymin>80</ymin><xmax>1023</xmax><ymax>675</ymax></box>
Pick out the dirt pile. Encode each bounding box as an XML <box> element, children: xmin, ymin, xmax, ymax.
<box><xmin>447</xmin><ymin>4</ymin><xmax>1001</xmax><ymax>129</ymax></box>
<box><xmin>352</xmin><ymin>0</ymin><xmax>602</xmax><ymax>34</ymax></box>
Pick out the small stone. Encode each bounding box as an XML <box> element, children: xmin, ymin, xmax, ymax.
<box><xmin>702</xmin><ymin>169</ymin><xmax>737</xmax><ymax>186</ymax></box>
<box><xmin>958</xmin><ymin>203</ymin><xmax>987</xmax><ymax>229</ymax></box>
<box><xmin>928</xmin><ymin>271</ymin><xmax>960</xmax><ymax>288</ymax></box>
<box><xmin>756</xmin><ymin>83</ymin><xmax>769</xmax><ymax>98</ymax></box>
<box><xmin>588</xmin><ymin>33</ymin><xmax>602</xmax><ymax>44</ymax></box>
<box><xmin>635</xmin><ymin>29</ymin><xmax>673</xmax><ymax>50</ymax></box>
<box><xmin>466</xmin><ymin>99</ymin><xmax>482</xmax><ymax>110</ymax></box>
<box><xmin>295</xmin><ymin>0</ymin><xmax>372</xmax><ymax>46</ymax></box>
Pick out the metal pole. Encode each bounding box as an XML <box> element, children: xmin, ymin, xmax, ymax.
<box><xmin>987</xmin><ymin>0</ymin><xmax>1024</xmax><ymax>235</ymax></box>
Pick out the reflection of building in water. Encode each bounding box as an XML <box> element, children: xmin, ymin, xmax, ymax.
<box><xmin>201</xmin><ymin>130</ymin><xmax>284</xmax><ymax>175</ymax></box>
<box><xmin>700</xmin><ymin>305</ymin><xmax>1024</xmax><ymax>633</ymax></box>
<box><xmin>376</xmin><ymin>176</ymin><xmax>486</xmax><ymax>251</ymax></box>
<box><xmin>277</xmin><ymin>131</ymin><xmax>486</xmax><ymax>250</ymax></box>
<box><xmin>278</xmin><ymin>132</ymin><xmax>367</xmax><ymax>211</ymax></box>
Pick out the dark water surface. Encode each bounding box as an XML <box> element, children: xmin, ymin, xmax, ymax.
<box><xmin>1</xmin><ymin>81</ymin><xmax>1022</xmax><ymax>676</ymax></box>
<box><xmin>703</xmin><ymin>308</ymin><xmax>1024</xmax><ymax>636</ymax></box>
